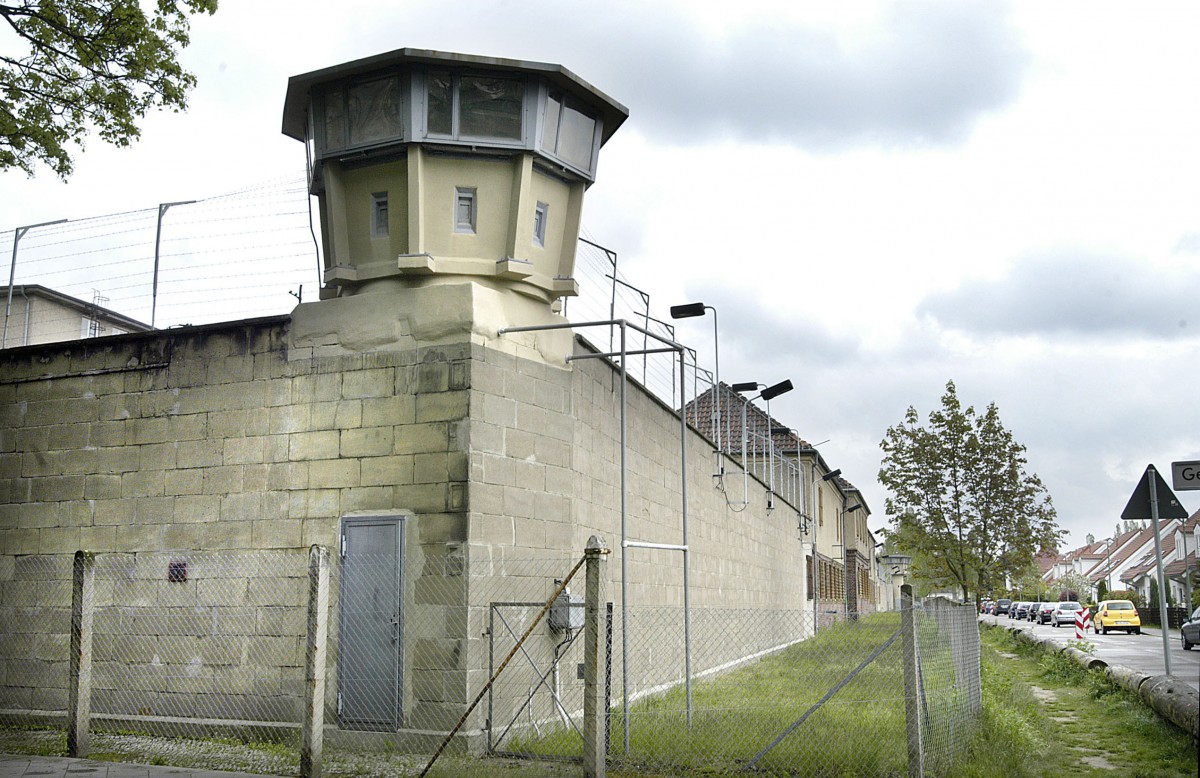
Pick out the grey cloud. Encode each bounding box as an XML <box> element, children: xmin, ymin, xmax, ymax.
<box><xmin>596</xmin><ymin>2</ymin><xmax>1029</xmax><ymax>148</ymax></box>
<box><xmin>917</xmin><ymin>253</ymin><xmax>1200</xmax><ymax>340</ymax></box>
<box><xmin>374</xmin><ymin>1</ymin><xmax>1029</xmax><ymax>150</ymax></box>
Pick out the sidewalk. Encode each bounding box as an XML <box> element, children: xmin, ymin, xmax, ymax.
<box><xmin>0</xmin><ymin>755</ymin><xmax>287</xmax><ymax>778</ymax></box>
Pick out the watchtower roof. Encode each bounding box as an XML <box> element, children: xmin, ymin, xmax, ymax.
<box><xmin>282</xmin><ymin>47</ymin><xmax>628</xmax><ymax>144</ymax></box>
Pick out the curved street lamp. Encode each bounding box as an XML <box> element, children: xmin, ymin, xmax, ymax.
<box><xmin>670</xmin><ymin>302</ymin><xmax>722</xmax><ymax>470</ymax></box>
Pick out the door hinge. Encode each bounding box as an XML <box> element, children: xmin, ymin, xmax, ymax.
<box><xmin>340</xmin><ymin>534</ymin><xmax>347</xmax><ymax>559</ymax></box>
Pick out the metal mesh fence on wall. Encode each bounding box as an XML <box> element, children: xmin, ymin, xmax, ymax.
<box><xmin>3</xmin><ymin>194</ymin><xmax>699</xmax><ymax>421</ymax></box>
<box><xmin>1</xmin><ymin>176</ymin><xmax>317</xmax><ymax>337</ymax></box>
<box><xmin>1</xmin><ymin>549</ymin><xmax>982</xmax><ymax>776</ymax></box>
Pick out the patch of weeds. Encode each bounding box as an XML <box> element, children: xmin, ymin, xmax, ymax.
<box><xmin>1038</xmin><ymin>651</ymin><xmax>1088</xmax><ymax>685</ymax></box>
<box><xmin>978</xmin><ymin>623</ymin><xmax>1198</xmax><ymax>778</ymax></box>
<box><xmin>1063</xmin><ymin>638</ymin><xmax>1094</xmax><ymax>654</ymax></box>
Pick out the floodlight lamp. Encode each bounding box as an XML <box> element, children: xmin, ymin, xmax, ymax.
<box><xmin>847</xmin><ymin>504</ymin><xmax>863</xmax><ymax>513</ymax></box>
<box><xmin>760</xmin><ymin>379</ymin><xmax>793</xmax><ymax>401</ymax></box>
<box><xmin>669</xmin><ymin>302</ymin><xmax>707</xmax><ymax>319</ymax></box>
<box><xmin>821</xmin><ymin>469</ymin><xmax>842</xmax><ymax>482</ymax></box>
<box><xmin>732</xmin><ymin>381</ymin><xmax>759</xmax><ymax>393</ymax></box>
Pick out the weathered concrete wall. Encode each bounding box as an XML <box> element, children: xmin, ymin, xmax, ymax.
<box><xmin>459</xmin><ymin>336</ymin><xmax>808</xmax><ymax>725</ymax></box>
<box><xmin>0</xmin><ymin>317</ymin><xmax>471</xmax><ymax>728</ymax></box>
<box><xmin>1</xmin><ymin>315</ymin><xmax>806</xmax><ymax>738</ymax></box>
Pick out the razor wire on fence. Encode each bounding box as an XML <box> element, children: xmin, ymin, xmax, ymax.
<box><xmin>1</xmin><ymin>547</ymin><xmax>982</xmax><ymax>777</ymax></box>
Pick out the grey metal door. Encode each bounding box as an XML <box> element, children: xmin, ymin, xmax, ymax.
<box><xmin>339</xmin><ymin>515</ymin><xmax>404</xmax><ymax>730</ymax></box>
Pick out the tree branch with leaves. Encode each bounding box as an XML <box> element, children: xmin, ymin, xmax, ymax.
<box><xmin>1</xmin><ymin>0</ymin><xmax>217</xmax><ymax>179</ymax></box>
<box><xmin>878</xmin><ymin>380</ymin><xmax>1063</xmax><ymax>603</ymax></box>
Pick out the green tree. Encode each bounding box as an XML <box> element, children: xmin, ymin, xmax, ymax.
<box><xmin>1055</xmin><ymin>571</ymin><xmax>1091</xmax><ymax>602</ymax></box>
<box><xmin>879</xmin><ymin>380</ymin><xmax>1062</xmax><ymax>604</ymax></box>
<box><xmin>1</xmin><ymin>0</ymin><xmax>217</xmax><ymax>178</ymax></box>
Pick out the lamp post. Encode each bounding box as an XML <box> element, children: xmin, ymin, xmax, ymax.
<box><xmin>670</xmin><ymin>302</ymin><xmax>722</xmax><ymax>471</ymax></box>
<box><xmin>732</xmin><ymin>380</ymin><xmax>792</xmax><ymax>510</ymax></box>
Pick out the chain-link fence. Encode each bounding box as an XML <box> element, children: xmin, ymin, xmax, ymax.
<box><xmin>0</xmin><ymin>548</ymin><xmax>980</xmax><ymax>777</ymax></box>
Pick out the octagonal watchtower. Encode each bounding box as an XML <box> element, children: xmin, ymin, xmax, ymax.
<box><xmin>282</xmin><ymin>49</ymin><xmax>626</xmax><ymax>359</ymax></box>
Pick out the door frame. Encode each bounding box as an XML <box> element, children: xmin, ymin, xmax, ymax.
<box><xmin>337</xmin><ymin>513</ymin><xmax>407</xmax><ymax>731</ymax></box>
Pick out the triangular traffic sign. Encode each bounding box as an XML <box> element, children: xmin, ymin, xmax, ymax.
<box><xmin>1121</xmin><ymin>465</ymin><xmax>1189</xmax><ymax>519</ymax></box>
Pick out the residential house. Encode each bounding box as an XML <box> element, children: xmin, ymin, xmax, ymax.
<box><xmin>0</xmin><ymin>284</ymin><xmax>151</xmax><ymax>349</ymax></box>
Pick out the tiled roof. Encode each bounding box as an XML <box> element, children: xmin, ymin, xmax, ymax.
<box><xmin>1086</xmin><ymin>527</ymin><xmax>1155</xmax><ymax>581</ymax></box>
<box><xmin>1120</xmin><ymin>528</ymin><xmax>1180</xmax><ymax>581</ymax></box>
<box><xmin>683</xmin><ymin>384</ymin><xmax>864</xmax><ymax>500</ymax></box>
<box><xmin>684</xmin><ymin>383</ymin><xmax>816</xmax><ymax>454</ymax></box>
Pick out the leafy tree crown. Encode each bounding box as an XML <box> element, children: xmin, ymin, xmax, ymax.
<box><xmin>878</xmin><ymin>380</ymin><xmax>1062</xmax><ymax>601</ymax></box>
<box><xmin>1</xmin><ymin>0</ymin><xmax>218</xmax><ymax>178</ymax></box>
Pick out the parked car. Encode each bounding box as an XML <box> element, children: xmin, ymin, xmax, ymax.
<box><xmin>1051</xmin><ymin>601</ymin><xmax>1083</xmax><ymax>627</ymax></box>
<box><xmin>1026</xmin><ymin>602</ymin><xmax>1042</xmax><ymax>622</ymax></box>
<box><xmin>1014</xmin><ymin>601</ymin><xmax>1032</xmax><ymax>620</ymax></box>
<box><xmin>1036</xmin><ymin>602</ymin><xmax>1056</xmax><ymax>624</ymax></box>
<box><xmin>994</xmin><ymin>598</ymin><xmax>1012</xmax><ymax>616</ymax></box>
<box><xmin>1093</xmin><ymin>600</ymin><xmax>1141</xmax><ymax>635</ymax></box>
<box><xmin>1180</xmin><ymin>605</ymin><xmax>1200</xmax><ymax>650</ymax></box>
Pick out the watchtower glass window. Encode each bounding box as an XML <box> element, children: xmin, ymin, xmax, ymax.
<box><xmin>321</xmin><ymin>75</ymin><xmax>404</xmax><ymax>152</ymax></box>
<box><xmin>286</xmin><ymin>51</ymin><xmax>627</xmax><ymax>194</ymax></box>
<box><xmin>427</xmin><ymin>70</ymin><xmax>523</xmax><ymax>141</ymax></box>
<box><xmin>541</xmin><ymin>90</ymin><xmax>598</xmax><ymax>172</ymax></box>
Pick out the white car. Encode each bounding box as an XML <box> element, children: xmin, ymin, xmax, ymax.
<box><xmin>1051</xmin><ymin>601</ymin><xmax>1083</xmax><ymax>627</ymax></box>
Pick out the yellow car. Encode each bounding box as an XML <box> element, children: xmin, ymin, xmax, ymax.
<box><xmin>1093</xmin><ymin>600</ymin><xmax>1141</xmax><ymax>635</ymax></box>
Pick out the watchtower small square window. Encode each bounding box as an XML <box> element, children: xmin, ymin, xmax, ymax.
<box><xmin>371</xmin><ymin>192</ymin><xmax>389</xmax><ymax>237</ymax></box>
<box><xmin>455</xmin><ymin>187</ymin><xmax>477</xmax><ymax>233</ymax></box>
<box><xmin>533</xmin><ymin>202</ymin><xmax>549</xmax><ymax>247</ymax></box>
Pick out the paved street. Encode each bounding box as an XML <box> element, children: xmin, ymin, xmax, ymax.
<box><xmin>0</xmin><ymin>755</ymin><xmax>286</xmax><ymax>778</ymax></box>
<box><xmin>981</xmin><ymin>613</ymin><xmax>1200</xmax><ymax>691</ymax></box>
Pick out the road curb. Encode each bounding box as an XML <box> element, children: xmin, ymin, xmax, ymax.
<box><xmin>982</xmin><ymin>620</ymin><xmax>1199</xmax><ymax>742</ymax></box>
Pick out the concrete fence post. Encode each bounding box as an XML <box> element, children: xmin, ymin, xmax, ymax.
<box><xmin>900</xmin><ymin>584</ymin><xmax>924</xmax><ymax>778</ymax></box>
<box><xmin>67</xmin><ymin>550</ymin><xmax>95</xmax><ymax>758</ymax></box>
<box><xmin>583</xmin><ymin>535</ymin><xmax>611</xmax><ymax>778</ymax></box>
<box><xmin>301</xmin><ymin>545</ymin><xmax>330</xmax><ymax>778</ymax></box>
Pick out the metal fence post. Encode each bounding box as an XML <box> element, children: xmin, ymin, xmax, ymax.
<box><xmin>901</xmin><ymin>584</ymin><xmax>924</xmax><ymax>778</ymax></box>
<box><xmin>583</xmin><ymin>535</ymin><xmax>611</xmax><ymax>778</ymax></box>
<box><xmin>301</xmin><ymin>545</ymin><xmax>330</xmax><ymax>778</ymax></box>
<box><xmin>68</xmin><ymin>550</ymin><xmax>95</xmax><ymax>758</ymax></box>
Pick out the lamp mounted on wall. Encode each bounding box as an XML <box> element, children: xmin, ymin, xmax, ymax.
<box><xmin>671</xmin><ymin>301</ymin><xmax>723</xmax><ymax>476</ymax></box>
<box><xmin>759</xmin><ymin>379</ymin><xmax>793</xmax><ymax>402</ymax></box>
<box><xmin>732</xmin><ymin>378</ymin><xmax>793</xmax><ymax>511</ymax></box>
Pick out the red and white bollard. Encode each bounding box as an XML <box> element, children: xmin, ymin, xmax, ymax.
<box><xmin>1075</xmin><ymin>607</ymin><xmax>1091</xmax><ymax>639</ymax></box>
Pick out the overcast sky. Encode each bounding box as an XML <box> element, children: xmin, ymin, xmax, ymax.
<box><xmin>2</xmin><ymin>0</ymin><xmax>1198</xmax><ymax>551</ymax></box>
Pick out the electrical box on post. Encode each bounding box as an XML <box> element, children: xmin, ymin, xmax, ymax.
<box><xmin>550</xmin><ymin>592</ymin><xmax>584</xmax><ymax>632</ymax></box>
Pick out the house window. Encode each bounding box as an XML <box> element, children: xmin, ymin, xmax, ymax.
<box><xmin>371</xmin><ymin>192</ymin><xmax>389</xmax><ymax>237</ymax></box>
<box><xmin>533</xmin><ymin>201</ymin><xmax>548</xmax><ymax>247</ymax></box>
<box><xmin>455</xmin><ymin>187</ymin><xmax>476</xmax><ymax>233</ymax></box>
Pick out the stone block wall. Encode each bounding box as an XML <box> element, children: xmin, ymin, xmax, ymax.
<box><xmin>463</xmin><ymin>335</ymin><xmax>810</xmax><ymax>716</ymax></box>
<box><xmin>1</xmin><ymin>313</ymin><xmax>808</xmax><ymax>739</ymax></box>
<box><xmin>0</xmin><ymin>318</ymin><xmax>472</xmax><ymax>730</ymax></box>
